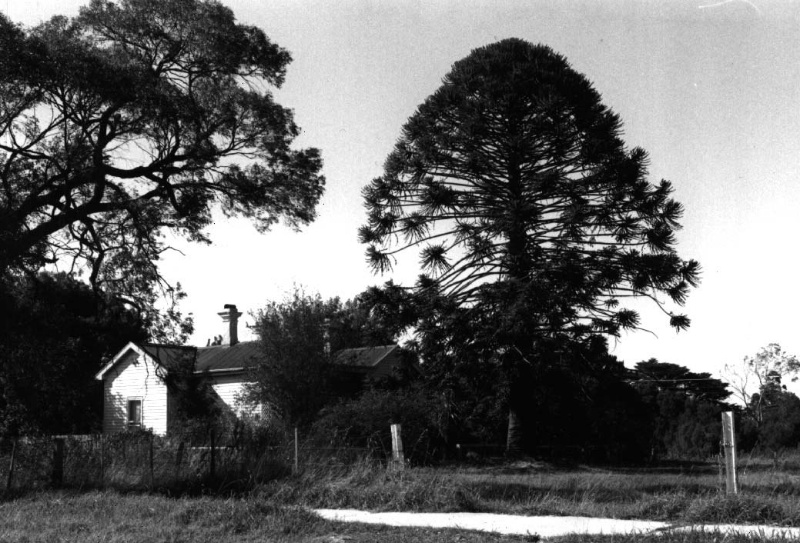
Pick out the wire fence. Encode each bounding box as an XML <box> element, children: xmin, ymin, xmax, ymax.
<box><xmin>0</xmin><ymin>430</ymin><xmax>372</xmax><ymax>492</ymax></box>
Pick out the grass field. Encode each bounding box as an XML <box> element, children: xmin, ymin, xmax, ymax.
<box><xmin>2</xmin><ymin>456</ymin><xmax>800</xmax><ymax>542</ymax></box>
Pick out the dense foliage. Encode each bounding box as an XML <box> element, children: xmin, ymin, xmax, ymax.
<box><xmin>160</xmin><ymin>350</ymin><xmax>222</xmax><ymax>437</ymax></box>
<box><xmin>630</xmin><ymin>359</ymin><xmax>731</xmax><ymax>460</ymax></box>
<box><xmin>241</xmin><ymin>289</ymin><xmax>411</xmax><ymax>429</ymax></box>
<box><xmin>0</xmin><ymin>272</ymin><xmax>148</xmax><ymax>435</ymax></box>
<box><xmin>418</xmin><ymin>332</ymin><xmax>652</xmax><ymax>462</ymax></box>
<box><xmin>311</xmin><ymin>385</ymin><xmax>445</xmax><ymax>465</ymax></box>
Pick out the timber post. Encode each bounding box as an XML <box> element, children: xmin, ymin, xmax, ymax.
<box><xmin>390</xmin><ymin>423</ymin><xmax>405</xmax><ymax>470</ymax></box>
<box><xmin>293</xmin><ymin>427</ymin><xmax>299</xmax><ymax>475</ymax></box>
<box><xmin>99</xmin><ymin>434</ymin><xmax>105</xmax><ymax>486</ymax></box>
<box><xmin>6</xmin><ymin>439</ymin><xmax>16</xmax><ymax>491</ymax></box>
<box><xmin>52</xmin><ymin>438</ymin><xmax>64</xmax><ymax>487</ymax></box>
<box><xmin>209</xmin><ymin>429</ymin><xmax>216</xmax><ymax>478</ymax></box>
<box><xmin>176</xmin><ymin>441</ymin><xmax>185</xmax><ymax>477</ymax></box>
<box><xmin>149</xmin><ymin>434</ymin><xmax>155</xmax><ymax>488</ymax></box>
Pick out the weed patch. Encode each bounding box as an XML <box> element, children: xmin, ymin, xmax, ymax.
<box><xmin>685</xmin><ymin>495</ymin><xmax>790</xmax><ymax>525</ymax></box>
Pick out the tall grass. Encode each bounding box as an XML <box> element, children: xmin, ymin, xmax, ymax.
<box><xmin>2</xmin><ymin>457</ymin><xmax>800</xmax><ymax>542</ymax></box>
<box><xmin>0</xmin><ymin>490</ymin><xmax>539</xmax><ymax>543</ymax></box>
<box><xmin>4</xmin><ymin>435</ymin><xmax>800</xmax><ymax>529</ymax></box>
<box><xmin>256</xmin><ymin>454</ymin><xmax>800</xmax><ymax>526</ymax></box>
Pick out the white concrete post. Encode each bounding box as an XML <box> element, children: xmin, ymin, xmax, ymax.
<box><xmin>721</xmin><ymin>411</ymin><xmax>738</xmax><ymax>494</ymax></box>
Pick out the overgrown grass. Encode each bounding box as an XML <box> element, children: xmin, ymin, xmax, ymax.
<box><xmin>2</xmin><ymin>456</ymin><xmax>800</xmax><ymax>542</ymax></box>
<box><xmin>255</xmin><ymin>455</ymin><xmax>800</xmax><ymax>526</ymax></box>
<box><xmin>4</xmin><ymin>451</ymin><xmax>800</xmax><ymax>540</ymax></box>
<box><xmin>0</xmin><ymin>490</ymin><xmax>536</xmax><ymax>543</ymax></box>
<box><xmin>0</xmin><ymin>490</ymin><xmax>796</xmax><ymax>543</ymax></box>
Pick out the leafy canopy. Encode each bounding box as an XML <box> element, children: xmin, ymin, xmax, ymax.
<box><xmin>0</xmin><ymin>0</ymin><xmax>324</xmax><ymax>310</ymax></box>
<box><xmin>361</xmin><ymin>39</ymin><xmax>699</xmax><ymax>339</ymax></box>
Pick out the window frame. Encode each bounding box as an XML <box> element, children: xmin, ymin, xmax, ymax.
<box><xmin>127</xmin><ymin>398</ymin><xmax>143</xmax><ymax>428</ymax></box>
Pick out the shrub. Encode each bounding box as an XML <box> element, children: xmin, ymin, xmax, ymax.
<box><xmin>309</xmin><ymin>385</ymin><xmax>446</xmax><ymax>464</ymax></box>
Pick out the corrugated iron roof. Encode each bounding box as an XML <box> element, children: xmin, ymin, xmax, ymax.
<box><xmin>140</xmin><ymin>344</ymin><xmax>197</xmax><ymax>371</ymax></box>
<box><xmin>133</xmin><ymin>341</ymin><xmax>398</xmax><ymax>375</ymax></box>
<box><xmin>195</xmin><ymin>341</ymin><xmax>262</xmax><ymax>372</ymax></box>
<box><xmin>332</xmin><ymin>344</ymin><xmax>398</xmax><ymax>368</ymax></box>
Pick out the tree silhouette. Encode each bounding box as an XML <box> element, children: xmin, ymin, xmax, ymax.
<box><xmin>361</xmin><ymin>39</ymin><xmax>700</xmax><ymax>452</ymax></box>
<box><xmin>724</xmin><ymin>343</ymin><xmax>800</xmax><ymax>411</ymax></box>
<box><xmin>0</xmin><ymin>0</ymin><xmax>324</xmax><ymax>315</ymax></box>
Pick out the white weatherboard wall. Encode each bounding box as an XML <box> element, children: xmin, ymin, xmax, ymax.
<box><xmin>102</xmin><ymin>349</ymin><xmax>169</xmax><ymax>434</ymax></box>
<box><xmin>210</xmin><ymin>373</ymin><xmax>254</xmax><ymax>417</ymax></box>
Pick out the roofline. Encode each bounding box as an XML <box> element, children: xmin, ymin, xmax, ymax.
<box><xmin>95</xmin><ymin>342</ymin><xmax>151</xmax><ymax>381</ymax></box>
<box><xmin>143</xmin><ymin>343</ymin><xmax>197</xmax><ymax>353</ymax></box>
<box><xmin>96</xmin><ymin>342</ymin><xmax>402</xmax><ymax>380</ymax></box>
<box><xmin>197</xmin><ymin>339</ymin><xmax>259</xmax><ymax>351</ymax></box>
<box><xmin>335</xmin><ymin>344</ymin><xmax>398</xmax><ymax>367</ymax></box>
<box><xmin>196</xmin><ymin>367</ymin><xmax>247</xmax><ymax>375</ymax></box>
<box><xmin>340</xmin><ymin>344</ymin><xmax>397</xmax><ymax>352</ymax></box>
<box><xmin>370</xmin><ymin>344</ymin><xmax>395</xmax><ymax>367</ymax></box>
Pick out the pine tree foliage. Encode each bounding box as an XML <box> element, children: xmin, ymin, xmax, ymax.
<box><xmin>361</xmin><ymin>39</ymin><xmax>699</xmax><ymax>338</ymax></box>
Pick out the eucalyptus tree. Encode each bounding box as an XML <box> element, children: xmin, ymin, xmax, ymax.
<box><xmin>724</xmin><ymin>343</ymin><xmax>800</xmax><ymax>423</ymax></box>
<box><xmin>0</xmin><ymin>0</ymin><xmax>324</xmax><ymax>320</ymax></box>
<box><xmin>361</xmin><ymin>39</ymin><xmax>699</xmax><ymax>452</ymax></box>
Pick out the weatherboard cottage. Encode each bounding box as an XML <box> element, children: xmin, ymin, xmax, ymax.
<box><xmin>94</xmin><ymin>305</ymin><xmax>406</xmax><ymax>434</ymax></box>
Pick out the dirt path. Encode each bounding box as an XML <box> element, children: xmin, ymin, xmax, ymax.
<box><xmin>315</xmin><ymin>509</ymin><xmax>800</xmax><ymax>539</ymax></box>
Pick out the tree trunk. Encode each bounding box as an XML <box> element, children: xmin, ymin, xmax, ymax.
<box><xmin>504</xmin><ymin>134</ymin><xmax>529</xmax><ymax>458</ymax></box>
<box><xmin>506</xmin><ymin>406</ymin><xmax>524</xmax><ymax>457</ymax></box>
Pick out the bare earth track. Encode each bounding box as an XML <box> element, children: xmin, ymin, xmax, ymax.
<box><xmin>315</xmin><ymin>509</ymin><xmax>800</xmax><ymax>539</ymax></box>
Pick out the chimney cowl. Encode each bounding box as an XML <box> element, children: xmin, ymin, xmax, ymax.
<box><xmin>217</xmin><ymin>304</ymin><xmax>243</xmax><ymax>346</ymax></box>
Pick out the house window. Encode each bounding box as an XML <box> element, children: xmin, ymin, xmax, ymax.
<box><xmin>127</xmin><ymin>399</ymin><xmax>142</xmax><ymax>427</ymax></box>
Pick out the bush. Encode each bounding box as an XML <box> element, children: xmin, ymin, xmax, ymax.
<box><xmin>309</xmin><ymin>385</ymin><xmax>446</xmax><ymax>465</ymax></box>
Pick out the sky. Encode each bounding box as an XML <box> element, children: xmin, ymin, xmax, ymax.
<box><xmin>5</xmin><ymin>0</ymin><xmax>800</xmax><ymax>386</ymax></box>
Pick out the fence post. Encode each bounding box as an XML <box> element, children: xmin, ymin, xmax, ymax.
<box><xmin>175</xmin><ymin>441</ymin><xmax>185</xmax><ymax>477</ymax></box>
<box><xmin>390</xmin><ymin>423</ymin><xmax>405</xmax><ymax>470</ymax></box>
<box><xmin>721</xmin><ymin>411</ymin><xmax>738</xmax><ymax>494</ymax></box>
<box><xmin>293</xmin><ymin>427</ymin><xmax>299</xmax><ymax>475</ymax></box>
<box><xmin>209</xmin><ymin>429</ymin><xmax>216</xmax><ymax>478</ymax></box>
<box><xmin>99</xmin><ymin>434</ymin><xmax>105</xmax><ymax>487</ymax></box>
<box><xmin>52</xmin><ymin>438</ymin><xmax>65</xmax><ymax>487</ymax></box>
<box><xmin>6</xmin><ymin>439</ymin><xmax>16</xmax><ymax>491</ymax></box>
<box><xmin>149</xmin><ymin>434</ymin><xmax>155</xmax><ymax>488</ymax></box>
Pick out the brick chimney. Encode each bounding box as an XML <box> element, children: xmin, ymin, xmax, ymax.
<box><xmin>218</xmin><ymin>304</ymin><xmax>242</xmax><ymax>346</ymax></box>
